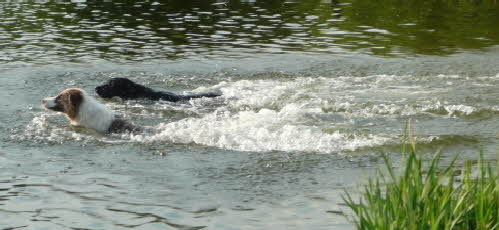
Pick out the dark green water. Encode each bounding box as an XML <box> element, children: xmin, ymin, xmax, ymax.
<box><xmin>1</xmin><ymin>0</ymin><xmax>498</xmax><ymax>229</ymax></box>
<box><xmin>2</xmin><ymin>0</ymin><xmax>499</xmax><ymax>66</ymax></box>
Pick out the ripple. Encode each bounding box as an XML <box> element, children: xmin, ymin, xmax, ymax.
<box><xmin>3</xmin><ymin>0</ymin><xmax>496</xmax><ymax>64</ymax></box>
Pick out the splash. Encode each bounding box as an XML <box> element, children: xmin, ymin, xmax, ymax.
<box><xmin>130</xmin><ymin>107</ymin><xmax>392</xmax><ymax>153</ymax></box>
<box><xmin>128</xmin><ymin>77</ymin><xmax>400</xmax><ymax>153</ymax></box>
<box><xmin>18</xmin><ymin>73</ymin><xmax>496</xmax><ymax>153</ymax></box>
<box><xmin>13</xmin><ymin>112</ymin><xmax>99</xmax><ymax>144</ymax></box>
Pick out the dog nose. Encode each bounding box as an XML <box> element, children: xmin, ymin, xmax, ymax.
<box><xmin>41</xmin><ymin>99</ymin><xmax>46</xmax><ymax>104</ymax></box>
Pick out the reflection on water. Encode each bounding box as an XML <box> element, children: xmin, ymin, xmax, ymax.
<box><xmin>1</xmin><ymin>0</ymin><xmax>498</xmax><ymax>65</ymax></box>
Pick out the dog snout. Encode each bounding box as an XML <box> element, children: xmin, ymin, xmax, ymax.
<box><xmin>95</xmin><ymin>85</ymin><xmax>113</xmax><ymax>98</ymax></box>
<box><xmin>95</xmin><ymin>86</ymin><xmax>103</xmax><ymax>95</ymax></box>
<box><xmin>41</xmin><ymin>99</ymin><xmax>47</xmax><ymax>104</ymax></box>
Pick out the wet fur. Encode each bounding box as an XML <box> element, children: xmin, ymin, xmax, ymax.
<box><xmin>95</xmin><ymin>77</ymin><xmax>221</xmax><ymax>101</ymax></box>
<box><xmin>42</xmin><ymin>88</ymin><xmax>140</xmax><ymax>134</ymax></box>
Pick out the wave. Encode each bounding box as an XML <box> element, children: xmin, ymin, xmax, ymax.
<box><xmin>15</xmin><ymin>74</ymin><xmax>499</xmax><ymax>153</ymax></box>
<box><xmin>129</xmin><ymin>109</ymin><xmax>393</xmax><ymax>153</ymax></box>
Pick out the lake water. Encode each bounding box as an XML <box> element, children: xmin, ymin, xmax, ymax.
<box><xmin>1</xmin><ymin>0</ymin><xmax>498</xmax><ymax>229</ymax></box>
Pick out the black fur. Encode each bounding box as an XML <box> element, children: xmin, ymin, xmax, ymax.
<box><xmin>108</xmin><ymin>117</ymin><xmax>142</xmax><ymax>134</ymax></box>
<box><xmin>95</xmin><ymin>78</ymin><xmax>221</xmax><ymax>102</ymax></box>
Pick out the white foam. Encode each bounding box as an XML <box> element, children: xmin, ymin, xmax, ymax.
<box><xmin>131</xmin><ymin>108</ymin><xmax>391</xmax><ymax>153</ymax></box>
<box><xmin>444</xmin><ymin>104</ymin><xmax>476</xmax><ymax>116</ymax></box>
<box><xmin>15</xmin><ymin>112</ymin><xmax>99</xmax><ymax>144</ymax></box>
<box><xmin>126</xmin><ymin>76</ymin><xmax>403</xmax><ymax>153</ymax></box>
<box><xmin>25</xmin><ymin>74</ymin><xmax>487</xmax><ymax>153</ymax></box>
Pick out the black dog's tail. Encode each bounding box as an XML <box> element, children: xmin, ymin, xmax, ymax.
<box><xmin>181</xmin><ymin>92</ymin><xmax>222</xmax><ymax>100</ymax></box>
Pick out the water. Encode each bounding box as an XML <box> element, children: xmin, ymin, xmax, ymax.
<box><xmin>1</xmin><ymin>0</ymin><xmax>499</xmax><ymax>229</ymax></box>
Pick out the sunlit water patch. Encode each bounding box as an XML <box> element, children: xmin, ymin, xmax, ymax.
<box><xmin>1</xmin><ymin>0</ymin><xmax>498</xmax><ymax>67</ymax></box>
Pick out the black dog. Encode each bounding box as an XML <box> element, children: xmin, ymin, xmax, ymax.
<box><xmin>95</xmin><ymin>77</ymin><xmax>221</xmax><ymax>102</ymax></box>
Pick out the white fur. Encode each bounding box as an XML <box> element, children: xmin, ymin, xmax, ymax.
<box><xmin>42</xmin><ymin>96</ymin><xmax>57</xmax><ymax>108</ymax></box>
<box><xmin>43</xmin><ymin>89</ymin><xmax>115</xmax><ymax>133</ymax></box>
<box><xmin>73</xmin><ymin>90</ymin><xmax>115</xmax><ymax>133</ymax></box>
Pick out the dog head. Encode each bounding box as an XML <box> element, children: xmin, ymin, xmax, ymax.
<box><xmin>95</xmin><ymin>77</ymin><xmax>146</xmax><ymax>99</ymax></box>
<box><xmin>42</xmin><ymin>88</ymin><xmax>84</xmax><ymax>121</ymax></box>
<box><xmin>42</xmin><ymin>88</ymin><xmax>117</xmax><ymax>133</ymax></box>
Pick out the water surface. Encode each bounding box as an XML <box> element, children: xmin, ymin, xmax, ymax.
<box><xmin>1</xmin><ymin>0</ymin><xmax>499</xmax><ymax>229</ymax></box>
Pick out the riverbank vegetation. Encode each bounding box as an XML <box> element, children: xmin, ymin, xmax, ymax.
<box><xmin>343</xmin><ymin>133</ymin><xmax>498</xmax><ymax>230</ymax></box>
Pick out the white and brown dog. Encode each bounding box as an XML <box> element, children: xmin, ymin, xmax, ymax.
<box><xmin>41</xmin><ymin>88</ymin><xmax>140</xmax><ymax>134</ymax></box>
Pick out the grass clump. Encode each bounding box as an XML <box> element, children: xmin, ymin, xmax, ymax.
<box><xmin>343</xmin><ymin>140</ymin><xmax>498</xmax><ymax>230</ymax></box>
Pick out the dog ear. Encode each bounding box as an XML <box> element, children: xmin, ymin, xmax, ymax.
<box><xmin>69</xmin><ymin>92</ymin><xmax>83</xmax><ymax>107</ymax></box>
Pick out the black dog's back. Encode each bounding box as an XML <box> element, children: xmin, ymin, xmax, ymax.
<box><xmin>95</xmin><ymin>77</ymin><xmax>221</xmax><ymax>102</ymax></box>
<box><xmin>180</xmin><ymin>92</ymin><xmax>221</xmax><ymax>100</ymax></box>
